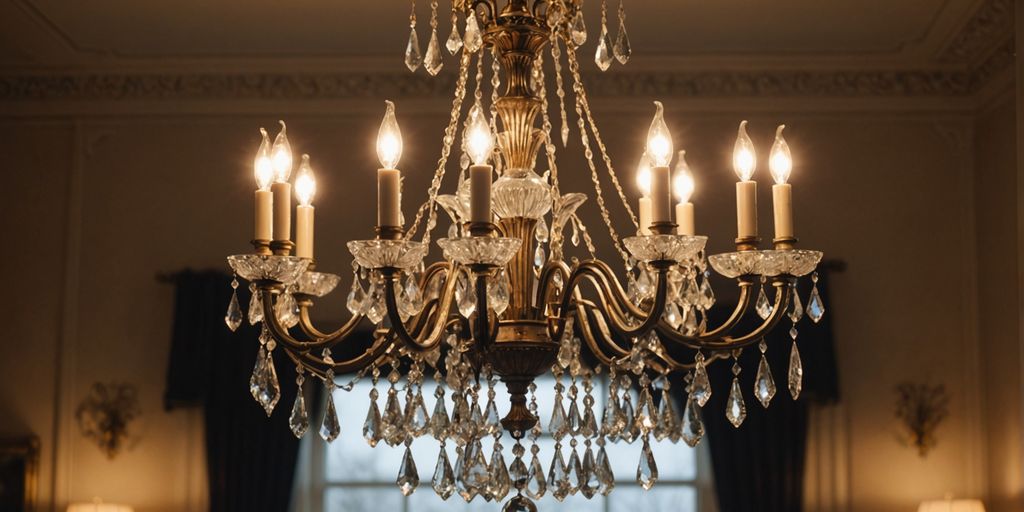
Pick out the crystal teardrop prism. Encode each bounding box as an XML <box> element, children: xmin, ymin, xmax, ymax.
<box><xmin>424</xmin><ymin>29</ymin><xmax>444</xmax><ymax>76</ymax></box>
<box><xmin>636</xmin><ymin>438</ymin><xmax>658</xmax><ymax>490</ymax></box>
<box><xmin>691</xmin><ymin>361</ymin><xmax>712</xmax><ymax>407</ymax></box>
<box><xmin>275</xmin><ymin>291</ymin><xmax>298</xmax><ymax>328</ymax></box>
<box><xmin>404</xmin><ymin>273</ymin><xmax>425</xmax><ymax>316</ymax></box>
<box><xmin>725</xmin><ymin>377</ymin><xmax>747</xmax><ymax>428</ymax></box>
<box><xmin>595</xmin><ymin>27</ymin><xmax>613</xmax><ymax>71</ymax></box>
<box><xmin>397</xmin><ymin>445</ymin><xmax>420</xmax><ymax>496</ymax></box>
<box><xmin>488</xmin><ymin>445</ymin><xmax>511</xmax><ymax>500</ymax></box>
<box><xmin>755</xmin><ymin>285</ymin><xmax>772</xmax><ymax>320</ymax></box>
<box><xmin>404</xmin><ymin>390</ymin><xmax>430</xmax><ymax>437</ymax></box>
<box><xmin>570</xmin><ymin>10</ymin><xmax>587</xmax><ymax>46</ymax></box>
<box><xmin>464</xmin><ymin>13</ymin><xmax>483</xmax><ymax>52</ymax></box>
<box><xmin>549</xmin><ymin>399</ymin><xmax>568</xmax><ymax>439</ymax></box>
<box><xmin>257</xmin><ymin>349</ymin><xmax>280</xmax><ymax>416</ymax></box>
<box><xmin>320</xmin><ymin>391</ymin><xmax>341</xmax><ymax>442</ymax></box>
<box><xmin>788</xmin><ymin>341</ymin><xmax>804</xmax><ymax>399</ymax></box>
<box><xmin>789</xmin><ymin>287</ymin><xmax>804</xmax><ymax>322</ymax></box>
<box><xmin>534</xmin><ymin>244</ymin><xmax>546</xmax><ymax>268</ymax></box>
<box><xmin>619</xmin><ymin>395</ymin><xmax>637</xmax><ymax>443</ymax></box>
<box><xmin>489</xmin><ymin>272</ymin><xmax>511</xmax><ymax>316</ymax></box>
<box><xmin>484</xmin><ymin>397</ymin><xmax>501</xmax><ymax>435</ymax></box>
<box><xmin>580</xmin><ymin>446</ymin><xmax>599</xmax><ymax>498</ymax></box>
<box><xmin>536</xmin><ymin>217</ymin><xmax>549</xmax><ymax>242</ymax></box>
<box><xmin>446</xmin><ymin>22</ymin><xmax>463</xmax><ymax>54</ymax></box>
<box><xmin>510</xmin><ymin>454</ymin><xmax>529</xmax><ymax>491</ymax></box>
<box><xmin>363</xmin><ymin>397</ymin><xmax>383</xmax><ymax>447</ymax></box>
<box><xmin>225</xmin><ymin>290</ymin><xmax>242</xmax><ymax>331</ymax></box>
<box><xmin>680</xmin><ymin>395</ymin><xmax>704</xmax><ymax>447</ymax></box>
<box><xmin>433</xmin><ymin>447</ymin><xmax>456</xmax><ymax>499</ymax></box>
<box><xmin>566</xmin><ymin>448</ymin><xmax>583</xmax><ymax>494</ymax></box>
<box><xmin>405</xmin><ymin>27</ymin><xmax>423</xmax><ymax>72</ymax></box>
<box><xmin>346</xmin><ymin>278</ymin><xmax>367</xmax><ymax>315</ymax></box>
<box><xmin>567</xmin><ymin>400</ymin><xmax>583</xmax><ymax>436</ymax></box>
<box><xmin>548</xmin><ymin>448</ymin><xmax>570</xmax><ymax>501</ymax></box>
<box><xmin>595</xmin><ymin>445</ymin><xmax>615</xmax><ymax>496</ymax></box>
<box><xmin>808</xmin><ymin>284</ymin><xmax>825</xmax><ymax>323</ymax></box>
<box><xmin>248</xmin><ymin>285</ymin><xmax>264</xmax><ymax>324</ymax></box>
<box><xmin>382</xmin><ymin>390</ymin><xmax>406</xmax><ymax>446</ymax></box>
<box><xmin>429</xmin><ymin>390</ymin><xmax>451</xmax><ymax>439</ymax></box>
<box><xmin>613</xmin><ymin>19</ymin><xmax>631</xmax><ymax>64</ymax></box>
<box><xmin>289</xmin><ymin>385</ymin><xmax>308</xmax><ymax>438</ymax></box>
<box><xmin>754</xmin><ymin>354</ymin><xmax>777</xmax><ymax>408</ymax></box>
<box><xmin>456</xmin><ymin>272</ymin><xmax>476</xmax><ymax>319</ymax></box>
<box><xmin>526</xmin><ymin>451</ymin><xmax>547</xmax><ymax>499</ymax></box>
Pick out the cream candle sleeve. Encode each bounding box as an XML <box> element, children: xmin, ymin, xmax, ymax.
<box><xmin>470</xmin><ymin>165</ymin><xmax>493</xmax><ymax>224</ymax></box>
<box><xmin>772</xmin><ymin>183</ymin><xmax>793</xmax><ymax>239</ymax></box>
<box><xmin>271</xmin><ymin>182</ymin><xmax>292</xmax><ymax>242</ymax></box>
<box><xmin>255</xmin><ymin>189</ymin><xmax>273</xmax><ymax>241</ymax></box>
<box><xmin>736</xmin><ymin>180</ymin><xmax>757</xmax><ymax>238</ymax></box>
<box><xmin>650</xmin><ymin>166</ymin><xmax>672</xmax><ymax>224</ymax></box>
<box><xmin>295</xmin><ymin>205</ymin><xmax>314</xmax><ymax>259</ymax></box>
<box><xmin>676</xmin><ymin>202</ymin><xmax>695</xmax><ymax>236</ymax></box>
<box><xmin>377</xmin><ymin>168</ymin><xmax>401</xmax><ymax>227</ymax></box>
<box><xmin>638</xmin><ymin>197</ymin><xmax>652</xmax><ymax>235</ymax></box>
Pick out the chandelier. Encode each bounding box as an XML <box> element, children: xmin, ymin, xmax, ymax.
<box><xmin>224</xmin><ymin>1</ymin><xmax>826</xmax><ymax>510</ymax></box>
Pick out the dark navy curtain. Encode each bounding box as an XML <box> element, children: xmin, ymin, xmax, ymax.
<box><xmin>164</xmin><ymin>270</ymin><xmax>302</xmax><ymax>512</ymax></box>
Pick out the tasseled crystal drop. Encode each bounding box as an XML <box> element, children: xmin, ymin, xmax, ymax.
<box><xmin>808</xmin><ymin>282</ymin><xmax>826</xmax><ymax>323</ymax></box>
<box><xmin>248</xmin><ymin>285</ymin><xmax>263</xmax><ymax>324</ymax></box>
<box><xmin>445</xmin><ymin>21</ymin><xmax>463</xmax><ymax>54</ymax></box>
<box><xmin>580</xmin><ymin>445</ymin><xmax>599</xmax><ymax>498</ymax></box>
<box><xmin>595</xmin><ymin>445</ymin><xmax>614</xmax><ymax>496</ymax></box>
<box><xmin>397</xmin><ymin>445</ymin><xmax>420</xmax><ymax>496</ymax></box>
<box><xmin>548</xmin><ymin>448</ymin><xmax>570</xmax><ymax>501</ymax></box>
<box><xmin>320</xmin><ymin>388</ymin><xmax>341</xmax><ymax>442</ymax></box>
<box><xmin>424</xmin><ymin>29</ymin><xmax>444</xmax><ymax>76</ymax></box>
<box><xmin>346</xmin><ymin>278</ymin><xmax>367</xmax><ymax>315</ymax></box>
<box><xmin>595</xmin><ymin>26</ymin><xmax>613</xmax><ymax>71</ymax></box>
<box><xmin>433</xmin><ymin>447</ymin><xmax>456</xmax><ymax>499</ymax></box>
<box><xmin>464</xmin><ymin>13</ymin><xmax>483</xmax><ymax>52</ymax></box>
<box><xmin>636</xmin><ymin>437</ymin><xmax>658</xmax><ymax>490</ymax></box>
<box><xmin>363</xmin><ymin>392</ymin><xmax>383</xmax><ymax>447</ymax></box>
<box><xmin>225</xmin><ymin>289</ymin><xmax>242</xmax><ymax>331</ymax></box>
<box><xmin>680</xmin><ymin>395</ymin><xmax>704</xmax><ymax>447</ymax></box>
<box><xmin>755</xmin><ymin>354</ymin><xmax>777</xmax><ymax>408</ymax></box>
<box><xmin>789</xmin><ymin>341</ymin><xmax>804</xmax><ymax>399</ymax></box>
<box><xmin>690</xmin><ymin>360</ymin><xmax>712</xmax><ymax>407</ymax></box>
<box><xmin>570</xmin><ymin>10</ymin><xmax>587</xmax><ymax>45</ymax></box>
<box><xmin>755</xmin><ymin>285</ymin><xmax>772</xmax><ymax>320</ymax></box>
<box><xmin>613</xmin><ymin>17</ymin><xmax>631</xmax><ymax>64</ymax></box>
<box><xmin>289</xmin><ymin>378</ymin><xmax>308</xmax><ymax>438</ymax></box>
<box><xmin>526</xmin><ymin>451</ymin><xmax>547</xmax><ymax>499</ymax></box>
<box><xmin>405</xmin><ymin>27</ymin><xmax>422</xmax><ymax>72</ymax></box>
<box><xmin>725</xmin><ymin>377</ymin><xmax>747</xmax><ymax>428</ymax></box>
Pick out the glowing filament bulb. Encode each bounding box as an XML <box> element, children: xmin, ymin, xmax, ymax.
<box><xmin>733</xmin><ymin>120</ymin><xmax>756</xmax><ymax>181</ymax></box>
<box><xmin>271</xmin><ymin>120</ymin><xmax>293</xmax><ymax>183</ymax></box>
<box><xmin>673</xmin><ymin>150</ymin><xmax>695</xmax><ymax>203</ymax></box>
<box><xmin>254</xmin><ymin>127</ymin><xmax>273</xmax><ymax>191</ymax></box>
<box><xmin>295</xmin><ymin>154</ymin><xmax>316</xmax><ymax>206</ymax></box>
<box><xmin>769</xmin><ymin>125</ymin><xmax>792</xmax><ymax>185</ymax></box>
<box><xmin>465</xmin><ymin>101</ymin><xmax>494</xmax><ymax>165</ymax></box>
<box><xmin>376</xmin><ymin>100</ymin><xmax>403</xmax><ymax>169</ymax></box>
<box><xmin>635</xmin><ymin>152</ymin><xmax>652</xmax><ymax>196</ymax></box>
<box><xmin>645</xmin><ymin>101</ymin><xmax>673</xmax><ymax>167</ymax></box>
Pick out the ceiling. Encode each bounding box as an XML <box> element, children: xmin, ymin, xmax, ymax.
<box><xmin>0</xmin><ymin>0</ymin><xmax>1010</xmax><ymax>73</ymax></box>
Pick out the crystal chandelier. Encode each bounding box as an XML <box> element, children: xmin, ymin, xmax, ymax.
<box><xmin>224</xmin><ymin>1</ymin><xmax>826</xmax><ymax>510</ymax></box>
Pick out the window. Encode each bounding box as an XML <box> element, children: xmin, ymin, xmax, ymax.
<box><xmin>292</xmin><ymin>376</ymin><xmax>714</xmax><ymax>512</ymax></box>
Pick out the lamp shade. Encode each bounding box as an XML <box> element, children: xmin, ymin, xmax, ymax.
<box><xmin>918</xmin><ymin>499</ymin><xmax>985</xmax><ymax>512</ymax></box>
<box><xmin>67</xmin><ymin>502</ymin><xmax>134</xmax><ymax>512</ymax></box>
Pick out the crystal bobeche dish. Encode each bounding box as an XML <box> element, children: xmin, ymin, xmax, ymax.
<box><xmin>297</xmin><ymin>271</ymin><xmax>342</xmax><ymax>297</ymax></box>
<box><xmin>347</xmin><ymin>239</ymin><xmax>429</xmax><ymax>270</ymax></box>
<box><xmin>437</xmin><ymin>236</ymin><xmax>522</xmax><ymax>266</ymax></box>
<box><xmin>708</xmin><ymin>249</ymin><xmax>823</xmax><ymax>278</ymax></box>
<box><xmin>227</xmin><ymin>254</ymin><xmax>310</xmax><ymax>285</ymax></box>
<box><xmin>622</xmin><ymin>234</ymin><xmax>708</xmax><ymax>263</ymax></box>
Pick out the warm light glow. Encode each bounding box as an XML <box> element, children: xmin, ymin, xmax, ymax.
<box><xmin>376</xmin><ymin>100</ymin><xmax>403</xmax><ymax>169</ymax></box>
<box><xmin>66</xmin><ymin>499</ymin><xmax>134</xmax><ymax>512</ymax></box>
<box><xmin>295</xmin><ymin>154</ymin><xmax>316</xmax><ymax>206</ymax></box>
<box><xmin>769</xmin><ymin>124</ymin><xmax>792</xmax><ymax>184</ymax></box>
<box><xmin>645</xmin><ymin>101</ymin><xmax>673</xmax><ymax>167</ymax></box>
<box><xmin>271</xmin><ymin>120</ymin><xmax>293</xmax><ymax>183</ymax></box>
<box><xmin>254</xmin><ymin>127</ymin><xmax>273</xmax><ymax>190</ymax></box>
<box><xmin>673</xmin><ymin>150</ymin><xmax>695</xmax><ymax>203</ymax></box>
<box><xmin>465</xmin><ymin>101</ymin><xmax>494</xmax><ymax>165</ymax></box>
<box><xmin>635</xmin><ymin>152</ymin><xmax>652</xmax><ymax>197</ymax></box>
<box><xmin>917</xmin><ymin>499</ymin><xmax>985</xmax><ymax>512</ymax></box>
<box><xmin>733</xmin><ymin>120</ymin><xmax>756</xmax><ymax>181</ymax></box>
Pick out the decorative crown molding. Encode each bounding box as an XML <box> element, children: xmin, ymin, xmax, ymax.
<box><xmin>938</xmin><ymin>0</ymin><xmax>1013</xmax><ymax>63</ymax></box>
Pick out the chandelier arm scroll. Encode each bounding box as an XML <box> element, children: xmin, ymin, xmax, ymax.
<box><xmin>381</xmin><ymin>268</ymin><xmax>454</xmax><ymax>352</ymax></box>
<box><xmin>296</xmin><ymin>304</ymin><xmax>364</xmax><ymax>346</ymax></box>
<box><xmin>695</xmin><ymin>276</ymin><xmax>756</xmax><ymax>340</ymax></box>
<box><xmin>260</xmin><ymin>288</ymin><xmax>343</xmax><ymax>351</ymax></box>
<box><xmin>574</xmin><ymin>300</ymin><xmax>631</xmax><ymax>358</ymax></box>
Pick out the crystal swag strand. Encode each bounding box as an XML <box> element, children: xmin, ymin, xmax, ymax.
<box><xmin>550</xmin><ymin>28</ymin><xmax>571</xmax><ymax>147</ymax></box>
<box><xmin>405</xmin><ymin>0</ymin><xmax>422</xmax><ymax>72</ymax></box>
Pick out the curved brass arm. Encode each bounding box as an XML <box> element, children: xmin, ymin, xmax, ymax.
<box><xmin>382</xmin><ymin>267</ymin><xmax>455</xmax><ymax>352</ymax></box>
<box><xmin>536</xmin><ymin>259</ymin><xmax>646</xmax><ymax>321</ymax></box>
<box><xmin>297</xmin><ymin>305</ymin><xmax>364</xmax><ymax>347</ymax></box>
<box><xmin>260</xmin><ymin>288</ymin><xmax>337</xmax><ymax>351</ymax></box>
<box><xmin>281</xmin><ymin>330</ymin><xmax>396</xmax><ymax>380</ymax></box>
<box><xmin>699</xmin><ymin>276</ymin><xmax>755</xmax><ymax>339</ymax></box>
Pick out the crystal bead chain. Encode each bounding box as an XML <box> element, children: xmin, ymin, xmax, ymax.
<box><xmin>549</xmin><ymin>29</ymin><xmax>571</xmax><ymax>148</ymax></box>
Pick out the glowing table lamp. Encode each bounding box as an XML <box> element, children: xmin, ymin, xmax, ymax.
<box><xmin>918</xmin><ymin>498</ymin><xmax>985</xmax><ymax>512</ymax></box>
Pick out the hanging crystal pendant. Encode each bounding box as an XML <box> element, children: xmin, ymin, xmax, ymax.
<box><xmin>445</xmin><ymin>15</ymin><xmax>463</xmax><ymax>54</ymax></box>
<box><xmin>464</xmin><ymin>13</ymin><xmax>483</xmax><ymax>52</ymax></box>
<box><xmin>429</xmin><ymin>388</ymin><xmax>451</xmax><ymax>439</ymax></box>
<box><xmin>488</xmin><ymin>443</ymin><xmax>511</xmax><ymax>500</ymax></box>
<box><xmin>566</xmin><ymin>446</ymin><xmax>583</xmax><ymax>494</ymax></box>
<box><xmin>397</xmin><ymin>444</ymin><xmax>420</xmax><ymax>496</ymax></box>
<box><xmin>536</xmin><ymin>217</ymin><xmax>549</xmax><ymax>242</ymax></box>
<box><xmin>570</xmin><ymin>10</ymin><xmax>587</xmax><ymax>46</ymax></box>
<box><xmin>488</xmin><ymin>271</ymin><xmax>511</xmax><ymax>316</ymax></box>
<box><xmin>808</xmin><ymin>273</ymin><xmax>826</xmax><ymax>323</ymax></box>
<box><xmin>346</xmin><ymin>277</ymin><xmax>367</xmax><ymax>316</ymax></box>
<box><xmin>534</xmin><ymin>244</ymin><xmax>546</xmax><ymax>268</ymax></box>
<box><xmin>526</xmin><ymin>448</ymin><xmax>547</xmax><ymax>499</ymax></box>
<box><xmin>789</xmin><ymin>341</ymin><xmax>804</xmax><ymax>399</ymax></box>
<box><xmin>548</xmin><ymin>446</ymin><xmax>570</xmax><ymax>501</ymax></box>
<box><xmin>248</xmin><ymin>284</ymin><xmax>263</xmax><ymax>324</ymax></box>
<box><xmin>256</xmin><ymin>348</ymin><xmax>280</xmax><ymax>416</ymax></box>
<box><xmin>483</xmin><ymin>397</ymin><xmax>501</xmax><ymax>435</ymax></box>
<box><xmin>549</xmin><ymin>396</ymin><xmax>568</xmax><ymax>440</ymax></box>
<box><xmin>690</xmin><ymin>356</ymin><xmax>712</xmax><ymax>407</ymax></box>
<box><xmin>225</xmin><ymin>286</ymin><xmax>242</xmax><ymax>331</ymax></box>
<box><xmin>382</xmin><ymin>389</ymin><xmax>406</xmax><ymax>446</ymax></box>
<box><xmin>755</xmin><ymin>283</ymin><xmax>772</xmax><ymax>320</ymax></box>
<box><xmin>363</xmin><ymin>388</ymin><xmax>383</xmax><ymax>447</ymax></box>
<box><xmin>755</xmin><ymin>353</ymin><xmax>777</xmax><ymax>408</ymax></box>
<box><xmin>510</xmin><ymin>447</ymin><xmax>529</xmax><ymax>491</ymax></box>
<box><xmin>612</xmin><ymin>14</ymin><xmax>631</xmax><ymax>64</ymax></box>
<box><xmin>595</xmin><ymin>444</ymin><xmax>615</xmax><ymax>495</ymax></box>
<box><xmin>595</xmin><ymin>26</ymin><xmax>613</xmax><ymax>71</ymax></box>
<box><xmin>456</xmin><ymin>271</ymin><xmax>476</xmax><ymax>318</ymax></box>
<box><xmin>289</xmin><ymin>374</ymin><xmax>308</xmax><ymax>438</ymax></box>
<box><xmin>789</xmin><ymin>287</ymin><xmax>804</xmax><ymax>322</ymax></box>
<box><xmin>619</xmin><ymin>393</ymin><xmax>637</xmax><ymax>443</ymax></box>
<box><xmin>680</xmin><ymin>395</ymin><xmax>704</xmax><ymax>447</ymax></box>
<box><xmin>405</xmin><ymin>388</ymin><xmax>431</xmax><ymax>437</ymax></box>
<box><xmin>580</xmin><ymin>444</ymin><xmax>599</xmax><ymax>498</ymax></box>
<box><xmin>725</xmin><ymin>376</ymin><xmax>747</xmax><ymax>428</ymax></box>
<box><xmin>275</xmin><ymin>291</ymin><xmax>298</xmax><ymax>328</ymax></box>
<box><xmin>320</xmin><ymin>380</ymin><xmax>341</xmax><ymax>442</ymax></box>
<box><xmin>433</xmin><ymin>445</ymin><xmax>456</xmax><ymax>499</ymax></box>
<box><xmin>405</xmin><ymin>26</ymin><xmax>423</xmax><ymax>72</ymax></box>
<box><xmin>699</xmin><ymin>272</ymin><xmax>715</xmax><ymax>309</ymax></box>
<box><xmin>636</xmin><ymin>437</ymin><xmax>658</xmax><ymax>490</ymax></box>
<box><xmin>424</xmin><ymin>29</ymin><xmax>444</xmax><ymax>76</ymax></box>
<box><xmin>404</xmin><ymin>273</ymin><xmax>425</xmax><ymax>316</ymax></box>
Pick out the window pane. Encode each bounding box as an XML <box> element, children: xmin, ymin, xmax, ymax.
<box><xmin>608</xmin><ymin>485</ymin><xmax>697</xmax><ymax>512</ymax></box>
<box><xmin>325</xmin><ymin>381</ymin><xmax>404</xmax><ymax>482</ymax></box>
<box><xmin>324</xmin><ymin>487</ymin><xmax>403</xmax><ymax>512</ymax></box>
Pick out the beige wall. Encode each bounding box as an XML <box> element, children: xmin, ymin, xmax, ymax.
<box><xmin>0</xmin><ymin>89</ymin><xmax>1018</xmax><ymax>512</ymax></box>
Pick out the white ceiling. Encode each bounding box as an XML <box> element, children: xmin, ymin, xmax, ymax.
<box><xmin>0</xmin><ymin>0</ymin><xmax>1000</xmax><ymax>72</ymax></box>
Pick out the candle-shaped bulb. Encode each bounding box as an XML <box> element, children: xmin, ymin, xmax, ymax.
<box><xmin>254</xmin><ymin>127</ymin><xmax>273</xmax><ymax>191</ymax></box>
<box><xmin>271</xmin><ymin>120</ymin><xmax>293</xmax><ymax>183</ymax></box>
<box><xmin>733</xmin><ymin>120</ymin><xmax>756</xmax><ymax>181</ymax></box>
<box><xmin>465</xmin><ymin>101</ymin><xmax>494</xmax><ymax>165</ymax></box>
<box><xmin>635</xmin><ymin>152</ymin><xmax>652</xmax><ymax>196</ymax></box>
<box><xmin>376</xmin><ymin>100</ymin><xmax>403</xmax><ymax>169</ymax></box>
<box><xmin>645</xmin><ymin>101</ymin><xmax>673</xmax><ymax>167</ymax></box>
<box><xmin>673</xmin><ymin>150</ymin><xmax>695</xmax><ymax>203</ymax></box>
<box><xmin>295</xmin><ymin>154</ymin><xmax>316</xmax><ymax>207</ymax></box>
<box><xmin>769</xmin><ymin>124</ymin><xmax>792</xmax><ymax>185</ymax></box>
